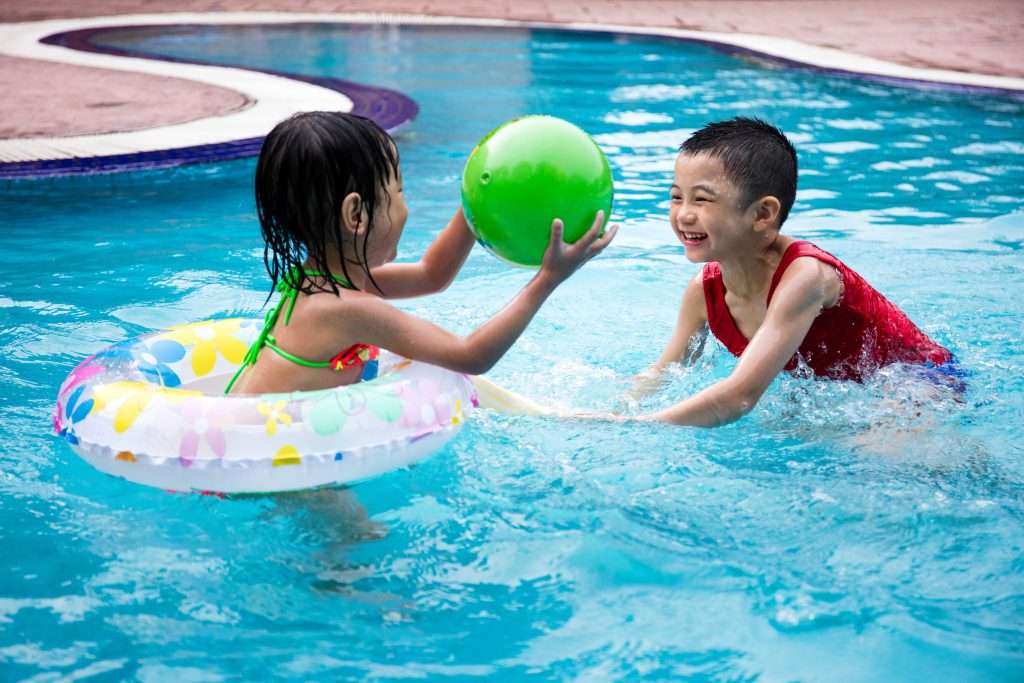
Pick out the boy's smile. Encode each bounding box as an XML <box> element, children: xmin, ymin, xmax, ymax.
<box><xmin>670</xmin><ymin>152</ymin><xmax>753</xmax><ymax>263</ymax></box>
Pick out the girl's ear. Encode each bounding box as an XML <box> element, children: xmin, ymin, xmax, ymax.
<box><xmin>340</xmin><ymin>192</ymin><xmax>365</xmax><ymax>234</ymax></box>
<box><xmin>751</xmin><ymin>195</ymin><xmax>782</xmax><ymax>233</ymax></box>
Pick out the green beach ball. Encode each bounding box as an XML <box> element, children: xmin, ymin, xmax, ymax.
<box><xmin>461</xmin><ymin>115</ymin><xmax>614</xmax><ymax>267</ymax></box>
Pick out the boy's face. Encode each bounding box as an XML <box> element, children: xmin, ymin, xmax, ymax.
<box><xmin>670</xmin><ymin>152</ymin><xmax>758</xmax><ymax>263</ymax></box>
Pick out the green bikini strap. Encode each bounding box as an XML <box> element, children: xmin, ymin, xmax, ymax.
<box><xmin>265</xmin><ymin>336</ymin><xmax>330</xmax><ymax>369</ymax></box>
<box><xmin>223</xmin><ymin>268</ymin><xmax>355</xmax><ymax>394</ymax></box>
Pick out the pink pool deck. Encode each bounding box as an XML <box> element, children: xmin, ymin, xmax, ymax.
<box><xmin>1</xmin><ymin>0</ymin><xmax>1021</xmax><ymax>139</ymax></box>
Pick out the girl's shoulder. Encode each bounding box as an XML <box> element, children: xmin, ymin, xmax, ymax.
<box><xmin>302</xmin><ymin>288</ymin><xmax>409</xmax><ymax>330</ymax></box>
<box><xmin>301</xmin><ymin>287</ymin><xmax>381</xmax><ymax>317</ymax></box>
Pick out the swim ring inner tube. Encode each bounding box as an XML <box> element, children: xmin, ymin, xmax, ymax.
<box><xmin>53</xmin><ymin>318</ymin><xmax>478</xmax><ymax>494</ymax></box>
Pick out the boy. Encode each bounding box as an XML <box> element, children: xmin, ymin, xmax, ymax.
<box><xmin>632</xmin><ymin>117</ymin><xmax>954</xmax><ymax>427</ymax></box>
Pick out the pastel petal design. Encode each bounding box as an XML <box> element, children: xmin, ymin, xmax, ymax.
<box><xmin>311</xmin><ymin>396</ymin><xmax>346</xmax><ymax>436</ymax></box>
<box><xmin>71</xmin><ymin>396</ymin><xmax>95</xmax><ymax>424</ymax></box>
<box><xmin>160</xmin><ymin>319</ymin><xmax>245</xmax><ymax>377</ymax></box>
<box><xmin>216</xmin><ymin>335</ymin><xmax>247</xmax><ymax>364</ymax></box>
<box><xmin>207</xmin><ymin>429</ymin><xmax>226</xmax><ymax>458</ymax></box>
<box><xmin>257</xmin><ymin>400</ymin><xmax>293</xmax><ymax>435</ymax></box>
<box><xmin>90</xmin><ymin>381</ymin><xmax>198</xmax><ymax>433</ymax></box>
<box><xmin>90</xmin><ymin>381</ymin><xmax>140</xmax><ymax>414</ymax></box>
<box><xmin>65</xmin><ymin>386</ymin><xmax>84</xmax><ymax>421</ymax></box>
<box><xmin>179</xmin><ymin>431</ymin><xmax>200</xmax><ymax>466</ymax></box>
<box><xmin>192</xmin><ymin>343</ymin><xmax>216</xmax><ymax>377</ymax></box>
<box><xmin>150</xmin><ymin>339</ymin><xmax>186</xmax><ymax>363</ymax></box>
<box><xmin>366</xmin><ymin>390</ymin><xmax>402</xmax><ymax>423</ymax></box>
<box><xmin>139</xmin><ymin>363</ymin><xmax>181</xmax><ymax>388</ymax></box>
<box><xmin>56</xmin><ymin>384</ymin><xmax>95</xmax><ymax>443</ymax></box>
<box><xmin>114</xmin><ymin>391</ymin><xmax>154</xmax><ymax>433</ymax></box>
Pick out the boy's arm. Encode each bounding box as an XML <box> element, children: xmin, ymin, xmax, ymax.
<box><xmin>368</xmin><ymin>208</ymin><xmax>476</xmax><ymax>299</ymax></box>
<box><xmin>645</xmin><ymin>258</ymin><xmax>839</xmax><ymax>426</ymax></box>
<box><xmin>628</xmin><ymin>273</ymin><xmax>708</xmax><ymax>399</ymax></box>
<box><xmin>347</xmin><ymin>215</ymin><xmax>617</xmax><ymax>375</ymax></box>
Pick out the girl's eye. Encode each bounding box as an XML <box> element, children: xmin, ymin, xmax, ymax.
<box><xmin>670</xmin><ymin>195</ymin><xmax>682</xmax><ymax>202</ymax></box>
<box><xmin>695</xmin><ymin>196</ymin><xmax>710</xmax><ymax>203</ymax></box>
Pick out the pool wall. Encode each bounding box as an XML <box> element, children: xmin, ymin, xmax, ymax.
<box><xmin>1</xmin><ymin>11</ymin><xmax>1022</xmax><ymax>178</ymax></box>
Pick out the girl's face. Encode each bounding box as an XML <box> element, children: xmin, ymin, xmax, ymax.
<box><xmin>366</xmin><ymin>165</ymin><xmax>408</xmax><ymax>266</ymax></box>
<box><xmin>341</xmin><ymin>163</ymin><xmax>407</xmax><ymax>269</ymax></box>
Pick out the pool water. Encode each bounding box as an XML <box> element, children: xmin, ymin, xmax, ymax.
<box><xmin>2</xmin><ymin>23</ymin><xmax>1024</xmax><ymax>681</ymax></box>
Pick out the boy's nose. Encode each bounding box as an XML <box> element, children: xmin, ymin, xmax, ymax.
<box><xmin>678</xmin><ymin>210</ymin><xmax>697</xmax><ymax>225</ymax></box>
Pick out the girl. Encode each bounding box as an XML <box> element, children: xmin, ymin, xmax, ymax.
<box><xmin>227</xmin><ymin>111</ymin><xmax>615</xmax><ymax>395</ymax></box>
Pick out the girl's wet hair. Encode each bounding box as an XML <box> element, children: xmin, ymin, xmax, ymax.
<box><xmin>255</xmin><ymin>111</ymin><xmax>398</xmax><ymax>298</ymax></box>
<box><xmin>680</xmin><ymin>117</ymin><xmax>798</xmax><ymax>227</ymax></box>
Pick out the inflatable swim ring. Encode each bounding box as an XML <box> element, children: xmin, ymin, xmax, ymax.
<box><xmin>52</xmin><ymin>319</ymin><xmax>478</xmax><ymax>494</ymax></box>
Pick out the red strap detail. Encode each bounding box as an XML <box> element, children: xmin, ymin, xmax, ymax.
<box><xmin>766</xmin><ymin>241</ymin><xmax>842</xmax><ymax>305</ymax></box>
<box><xmin>702</xmin><ymin>261</ymin><xmax>747</xmax><ymax>358</ymax></box>
<box><xmin>328</xmin><ymin>344</ymin><xmax>380</xmax><ymax>372</ymax></box>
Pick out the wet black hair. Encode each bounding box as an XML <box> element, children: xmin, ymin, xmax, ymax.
<box><xmin>680</xmin><ymin>117</ymin><xmax>798</xmax><ymax>227</ymax></box>
<box><xmin>254</xmin><ymin>111</ymin><xmax>399</xmax><ymax>298</ymax></box>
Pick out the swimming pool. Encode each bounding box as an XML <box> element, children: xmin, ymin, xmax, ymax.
<box><xmin>2</xmin><ymin>22</ymin><xmax>1023</xmax><ymax>681</ymax></box>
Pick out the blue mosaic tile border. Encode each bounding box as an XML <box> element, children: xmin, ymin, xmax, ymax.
<box><xmin>4</xmin><ymin>20</ymin><xmax>1019</xmax><ymax>180</ymax></box>
<box><xmin>1</xmin><ymin>23</ymin><xmax>420</xmax><ymax>180</ymax></box>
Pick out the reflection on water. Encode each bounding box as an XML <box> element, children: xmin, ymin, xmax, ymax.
<box><xmin>1</xmin><ymin>22</ymin><xmax>1022</xmax><ymax>682</ymax></box>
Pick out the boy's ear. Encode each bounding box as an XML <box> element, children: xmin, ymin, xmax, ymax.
<box><xmin>340</xmin><ymin>192</ymin><xmax>365</xmax><ymax>234</ymax></box>
<box><xmin>751</xmin><ymin>195</ymin><xmax>782</xmax><ymax>233</ymax></box>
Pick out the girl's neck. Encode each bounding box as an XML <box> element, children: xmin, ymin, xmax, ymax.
<box><xmin>302</xmin><ymin>254</ymin><xmax>371</xmax><ymax>291</ymax></box>
<box><xmin>717</xmin><ymin>234</ymin><xmax>793</xmax><ymax>300</ymax></box>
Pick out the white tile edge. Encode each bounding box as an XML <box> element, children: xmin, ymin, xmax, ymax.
<box><xmin>2</xmin><ymin>11</ymin><xmax>1021</xmax><ymax>163</ymax></box>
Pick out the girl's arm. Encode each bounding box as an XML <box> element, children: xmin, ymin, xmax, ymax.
<box><xmin>642</xmin><ymin>258</ymin><xmax>839</xmax><ymax>426</ymax></box>
<box><xmin>347</xmin><ymin>213</ymin><xmax>617</xmax><ymax>375</ymax></box>
<box><xmin>627</xmin><ymin>273</ymin><xmax>708</xmax><ymax>400</ymax></box>
<box><xmin>367</xmin><ymin>208</ymin><xmax>476</xmax><ymax>299</ymax></box>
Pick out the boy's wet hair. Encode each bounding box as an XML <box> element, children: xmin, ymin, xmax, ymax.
<box><xmin>255</xmin><ymin>111</ymin><xmax>398</xmax><ymax>297</ymax></box>
<box><xmin>680</xmin><ymin>117</ymin><xmax>798</xmax><ymax>227</ymax></box>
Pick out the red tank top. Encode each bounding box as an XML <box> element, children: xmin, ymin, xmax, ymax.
<box><xmin>702</xmin><ymin>241</ymin><xmax>952</xmax><ymax>381</ymax></box>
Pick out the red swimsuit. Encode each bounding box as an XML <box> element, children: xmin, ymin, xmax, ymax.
<box><xmin>703</xmin><ymin>241</ymin><xmax>952</xmax><ymax>381</ymax></box>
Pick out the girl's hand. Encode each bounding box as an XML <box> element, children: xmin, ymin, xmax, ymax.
<box><xmin>539</xmin><ymin>210</ymin><xmax>617</xmax><ymax>286</ymax></box>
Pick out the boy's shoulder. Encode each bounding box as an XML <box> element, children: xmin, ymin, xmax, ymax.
<box><xmin>678</xmin><ymin>269</ymin><xmax>709</xmax><ymax>322</ymax></box>
<box><xmin>774</xmin><ymin>250</ymin><xmax>843</xmax><ymax>310</ymax></box>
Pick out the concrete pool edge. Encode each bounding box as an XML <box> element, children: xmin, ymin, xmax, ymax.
<box><xmin>2</xmin><ymin>11</ymin><xmax>1022</xmax><ymax>179</ymax></box>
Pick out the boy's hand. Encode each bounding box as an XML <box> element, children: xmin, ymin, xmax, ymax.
<box><xmin>625</xmin><ymin>367</ymin><xmax>667</xmax><ymax>402</ymax></box>
<box><xmin>539</xmin><ymin>210</ymin><xmax>617</xmax><ymax>286</ymax></box>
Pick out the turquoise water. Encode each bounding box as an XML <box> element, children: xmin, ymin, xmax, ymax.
<box><xmin>3</xmin><ymin>24</ymin><xmax>1024</xmax><ymax>681</ymax></box>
